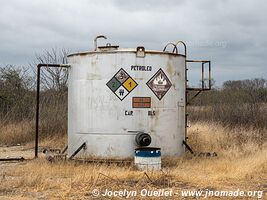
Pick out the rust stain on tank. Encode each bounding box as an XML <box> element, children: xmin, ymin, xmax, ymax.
<box><xmin>166</xmin><ymin>62</ymin><xmax>174</xmax><ymax>76</ymax></box>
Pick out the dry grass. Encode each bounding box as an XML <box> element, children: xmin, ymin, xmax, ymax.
<box><xmin>0</xmin><ymin>122</ymin><xmax>266</xmax><ymax>199</ymax></box>
<box><xmin>0</xmin><ymin>121</ymin><xmax>34</xmax><ymax>145</ymax></box>
<box><xmin>0</xmin><ymin>121</ymin><xmax>67</xmax><ymax>148</ymax></box>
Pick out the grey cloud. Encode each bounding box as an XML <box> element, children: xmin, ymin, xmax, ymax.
<box><xmin>0</xmin><ymin>0</ymin><xmax>266</xmax><ymax>85</ymax></box>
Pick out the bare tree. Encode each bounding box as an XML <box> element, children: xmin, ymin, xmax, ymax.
<box><xmin>31</xmin><ymin>48</ymin><xmax>69</xmax><ymax>91</ymax></box>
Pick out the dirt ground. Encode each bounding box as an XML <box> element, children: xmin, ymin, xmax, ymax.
<box><xmin>0</xmin><ymin>145</ymin><xmax>32</xmax><ymax>199</ymax></box>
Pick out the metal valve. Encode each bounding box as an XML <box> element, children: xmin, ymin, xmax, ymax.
<box><xmin>135</xmin><ymin>132</ymin><xmax>151</xmax><ymax>147</ymax></box>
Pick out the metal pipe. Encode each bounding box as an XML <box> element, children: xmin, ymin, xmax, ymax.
<box><xmin>0</xmin><ymin>157</ymin><xmax>25</xmax><ymax>162</ymax></box>
<box><xmin>202</xmin><ymin>62</ymin><xmax>204</xmax><ymax>89</ymax></box>
<box><xmin>68</xmin><ymin>142</ymin><xmax>86</xmax><ymax>160</ymax></box>
<box><xmin>35</xmin><ymin>64</ymin><xmax>70</xmax><ymax>158</ymax></box>
<box><xmin>61</xmin><ymin>145</ymin><xmax>68</xmax><ymax>154</ymax></box>
<box><xmin>94</xmin><ymin>35</ymin><xmax>107</xmax><ymax>51</ymax></box>
<box><xmin>35</xmin><ymin>66</ymin><xmax>40</xmax><ymax>158</ymax></box>
<box><xmin>186</xmin><ymin>60</ymin><xmax>209</xmax><ymax>63</ymax></box>
<box><xmin>182</xmin><ymin>140</ymin><xmax>194</xmax><ymax>154</ymax></box>
<box><xmin>208</xmin><ymin>61</ymin><xmax>211</xmax><ymax>90</ymax></box>
<box><xmin>175</xmin><ymin>41</ymin><xmax>187</xmax><ymax>57</ymax></box>
<box><xmin>163</xmin><ymin>43</ymin><xmax>178</xmax><ymax>54</ymax></box>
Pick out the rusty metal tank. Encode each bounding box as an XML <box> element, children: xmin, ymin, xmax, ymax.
<box><xmin>67</xmin><ymin>39</ymin><xmax>186</xmax><ymax>159</ymax></box>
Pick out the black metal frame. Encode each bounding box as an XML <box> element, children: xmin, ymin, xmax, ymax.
<box><xmin>186</xmin><ymin>60</ymin><xmax>211</xmax><ymax>105</ymax></box>
<box><xmin>186</xmin><ymin>60</ymin><xmax>211</xmax><ymax>91</ymax></box>
<box><xmin>35</xmin><ymin>64</ymin><xmax>69</xmax><ymax>158</ymax></box>
<box><xmin>171</xmin><ymin>41</ymin><xmax>212</xmax><ymax>154</ymax></box>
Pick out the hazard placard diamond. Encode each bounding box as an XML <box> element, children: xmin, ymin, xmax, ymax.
<box><xmin>146</xmin><ymin>68</ymin><xmax>172</xmax><ymax>100</ymax></box>
<box><xmin>106</xmin><ymin>68</ymin><xmax>138</xmax><ymax>101</ymax></box>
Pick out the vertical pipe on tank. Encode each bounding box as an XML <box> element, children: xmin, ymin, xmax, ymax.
<box><xmin>94</xmin><ymin>35</ymin><xmax>107</xmax><ymax>51</ymax></box>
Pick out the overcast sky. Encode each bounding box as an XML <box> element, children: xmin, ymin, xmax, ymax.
<box><xmin>0</xmin><ymin>0</ymin><xmax>266</xmax><ymax>86</ymax></box>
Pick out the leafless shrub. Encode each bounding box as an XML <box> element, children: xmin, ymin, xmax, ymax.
<box><xmin>31</xmin><ymin>48</ymin><xmax>69</xmax><ymax>91</ymax></box>
<box><xmin>31</xmin><ymin>48</ymin><xmax>69</xmax><ymax>139</ymax></box>
<box><xmin>188</xmin><ymin>78</ymin><xmax>267</xmax><ymax>128</ymax></box>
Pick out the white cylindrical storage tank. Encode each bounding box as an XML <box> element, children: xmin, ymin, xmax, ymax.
<box><xmin>67</xmin><ymin>46</ymin><xmax>186</xmax><ymax>159</ymax></box>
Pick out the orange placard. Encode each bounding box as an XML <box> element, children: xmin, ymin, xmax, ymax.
<box><xmin>132</xmin><ymin>97</ymin><xmax>151</xmax><ymax>108</ymax></box>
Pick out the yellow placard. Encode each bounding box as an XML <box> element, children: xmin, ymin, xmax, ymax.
<box><xmin>123</xmin><ymin>77</ymin><xmax>137</xmax><ymax>92</ymax></box>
